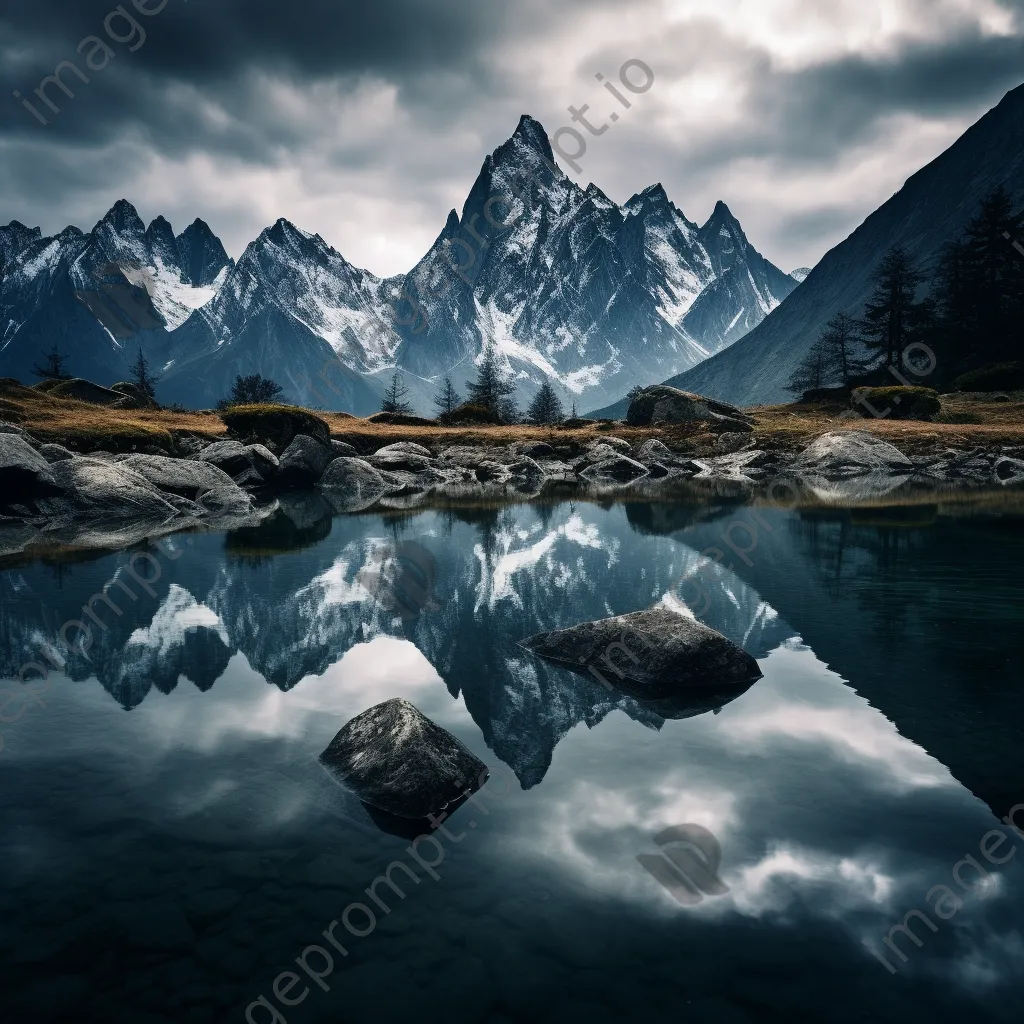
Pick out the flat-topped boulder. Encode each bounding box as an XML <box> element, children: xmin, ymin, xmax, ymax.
<box><xmin>37</xmin><ymin>458</ymin><xmax>185</xmax><ymax>520</ymax></box>
<box><xmin>520</xmin><ymin>606</ymin><xmax>762</xmax><ymax>696</ymax></box>
<box><xmin>319</xmin><ymin>698</ymin><xmax>488</xmax><ymax>818</ymax></box>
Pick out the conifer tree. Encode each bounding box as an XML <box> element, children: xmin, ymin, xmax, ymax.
<box><xmin>32</xmin><ymin>342</ymin><xmax>72</xmax><ymax>381</ymax></box>
<box><xmin>466</xmin><ymin>347</ymin><xmax>517</xmax><ymax>421</ymax></box>
<box><xmin>433</xmin><ymin>376</ymin><xmax>461</xmax><ymax>417</ymax></box>
<box><xmin>129</xmin><ymin>347</ymin><xmax>159</xmax><ymax>403</ymax></box>
<box><xmin>526</xmin><ymin>381</ymin><xmax>565</xmax><ymax>424</ymax></box>
<box><xmin>381</xmin><ymin>371</ymin><xmax>413</xmax><ymax>415</ymax></box>
<box><xmin>858</xmin><ymin>247</ymin><xmax>927</xmax><ymax>368</ymax></box>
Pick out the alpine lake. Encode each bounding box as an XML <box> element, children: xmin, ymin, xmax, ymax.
<box><xmin>1</xmin><ymin>486</ymin><xmax>1023</xmax><ymax>1024</ymax></box>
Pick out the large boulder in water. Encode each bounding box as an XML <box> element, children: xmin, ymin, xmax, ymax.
<box><xmin>37</xmin><ymin>458</ymin><xmax>184</xmax><ymax>519</ymax></box>
<box><xmin>627</xmin><ymin>385</ymin><xmax>754</xmax><ymax>432</ymax></box>
<box><xmin>794</xmin><ymin>431</ymin><xmax>913</xmax><ymax>478</ymax></box>
<box><xmin>319</xmin><ymin>698</ymin><xmax>488</xmax><ymax>818</ymax></box>
<box><xmin>520</xmin><ymin>606</ymin><xmax>762</xmax><ymax>697</ymax></box>
<box><xmin>119</xmin><ymin>455</ymin><xmax>254</xmax><ymax>516</ymax></box>
<box><xmin>318</xmin><ymin>457</ymin><xmax>388</xmax><ymax>511</ymax></box>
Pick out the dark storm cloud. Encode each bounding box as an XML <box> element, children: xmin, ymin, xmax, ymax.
<box><xmin>1</xmin><ymin>0</ymin><xmax>1023</xmax><ymax>273</ymax></box>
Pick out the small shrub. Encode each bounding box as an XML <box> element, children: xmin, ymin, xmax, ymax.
<box><xmin>220</xmin><ymin>403</ymin><xmax>330</xmax><ymax>447</ymax></box>
<box><xmin>851</xmin><ymin>386</ymin><xmax>941</xmax><ymax>421</ymax></box>
<box><xmin>952</xmin><ymin>362</ymin><xmax>1024</xmax><ymax>393</ymax></box>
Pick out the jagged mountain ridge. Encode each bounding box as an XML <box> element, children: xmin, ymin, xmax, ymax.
<box><xmin>0</xmin><ymin>115</ymin><xmax>794</xmax><ymax>413</ymax></box>
<box><xmin>0</xmin><ymin>200</ymin><xmax>232</xmax><ymax>384</ymax></box>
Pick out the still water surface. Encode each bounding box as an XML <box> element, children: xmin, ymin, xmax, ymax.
<box><xmin>1</xmin><ymin>494</ymin><xmax>1022</xmax><ymax>1023</ymax></box>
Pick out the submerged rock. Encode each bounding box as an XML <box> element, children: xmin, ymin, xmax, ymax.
<box><xmin>319</xmin><ymin>698</ymin><xmax>488</xmax><ymax>818</ymax></box>
<box><xmin>520</xmin><ymin>606</ymin><xmax>762</xmax><ymax>697</ymax></box>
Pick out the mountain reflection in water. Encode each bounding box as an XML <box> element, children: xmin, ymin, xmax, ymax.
<box><xmin>0</xmin><ymin>495</ymin><xmax>1022</xmax><ymax>1024</ymax></box>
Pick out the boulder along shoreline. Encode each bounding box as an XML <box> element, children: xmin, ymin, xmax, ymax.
<box><xmin>3</xmin><ymin>411</ymin><xmax>1023</xmax><ymax>557</ymax></box>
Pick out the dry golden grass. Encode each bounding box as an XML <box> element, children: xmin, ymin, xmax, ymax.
<box><xmin>2</xmin><ymin>376</ymin><xmax>1022</xmax><ymax>456</ymax></box>
<box><xmin>0</xmin><ymin>378</ymin><xmax>224</xmax><ymax>450</ymax></box>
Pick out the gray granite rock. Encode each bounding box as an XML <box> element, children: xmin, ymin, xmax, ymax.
<box><xmin>276</xmin><ymin>434</ymin><xmax>332</xmax><ymax>487</ymax></box>
<box><xmin>319</xmin><ymin>698</ymin><xmax>488</xmax><ymax>818</ymax></box>
<box><xmin>0</xmin><ymin>433</ymin><xmax>63</xmax><ymax>502</ymax></box>
<box><xmin>318</xmin><ymin>457</ymin><xmax>388</xmax><ymax>511</ymax></box>
<box><xmin>520</xmin><ymin>606</ymin><xmax>762</xmax><ymax>696</ymax></box>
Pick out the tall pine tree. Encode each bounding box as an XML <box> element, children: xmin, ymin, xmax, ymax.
<box><xmin>129</xmin><ymin>347</ymin><xmax>159</xmax><ymax>404</ymax></box>
<box><xmin>821</xmin><ymin>312</ymin><xmax>866</xmax><ymax>387</ymax></box>
<box><xmin>381</xmin><ymin>371</ymin><xmax>413</xmax><ymax>415</ymax></box>
<box><xmin>466</xmin><ymin>347</ymin><xmax>517</xmax><ymax>422</ymax></box>
<box><xmin>786</xmin><ymin>337</ymin><xmax>832</xmax><ymax>396</ymax></box>
<box><xmin>32</xmin><ymin>342</ymin><xmax>72</xmax><ymax>381</ymax></box>
<box><xmin>859</xmin><ymin>246</ymin><xmax>927</xmax><ymax>369</ymax></box>
<box><xmin>526</xmin><ymin>381</ymin><xmax>564</xmax><ymax>424</ymax></box>
<box><xmin>433</xmin><ymin>376</ymin><xmax>461</xmax><ymax>417</ymax></box>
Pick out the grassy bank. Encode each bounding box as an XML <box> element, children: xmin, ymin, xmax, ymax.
<box><xmin>2</xmin><ymin>378</ymin><xmax>1022</xmax><ymax>456</ymax></box>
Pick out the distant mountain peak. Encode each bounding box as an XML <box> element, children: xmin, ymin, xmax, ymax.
<box><xmin>97</xmin><ymin>198</ymin><xmax>145</xmax><ymax>234</ymax></box>
<box><xmin>790</xmin><ymin>267</ymin><xmax>812</xmax><ymax>283</ymax></box>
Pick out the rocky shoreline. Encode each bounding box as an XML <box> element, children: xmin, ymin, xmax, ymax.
<box><xmin>2</xmin><ymin>416</ymin><xmax>1023</xmax><ymax>556</ymax></box>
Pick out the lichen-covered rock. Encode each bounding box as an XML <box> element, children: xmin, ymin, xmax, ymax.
<box><xmin>508</xmin><ymin>440</ymin><xmax>555</xmax><ymax>458</ymax></box>
<box><xmin>627</xmin><ymin>385</ymin><xmax>754</xmax><ymax>432</ymax></box>
<box><xmin>37</xmin><ymin>458</ymin><xmax>183</xmax><ymax>520</ymax></box>
<box><xmin>994</xmin><ymin>456</ymin><xmax>1024</xmax><ymax>487</ymax></box>
<box><xmin>319</xmin><ymin>698</ymin><xmax>488</xmax><ymax>818</ymax></box>
<box><xmin>365</xmin><ymin>450</ymin><xmax>436</xmax><ymax>473</ymax></box>
<box><xmin>637</xmin><ymin>438</ymin><xmax>674</xmax><ymax>462</ymax></box>
<box><xmin>593</xmin><ymin>436</ymin><xmax>633</xmax><ymax>453</ymax></box>
<box><xmin>330</xmin><ymin>439</ymin><xmax>359</xmax><ymax>459</ymax></box>
<box><xmin>194</xmin><ymin>440</ymin><xmax>252</xmax><ymax>477</ymax></box>
<box><xmin>520</xmin><ymin>606</ymin><xmax>762</xmax><ymax>697</ymax></box>
<box><xmin>275</xmin><ymin>434</ymin><xmax>332</xmax><ymax>487</ymax></box>
<box><xmin>37</xmin><ymin>443</ymin><xmax>76</xmax><ymax>463</ymax></box>
<box><xmin>374</xmin><ymin>442</ymin><xmax>433</xmax><ymax>458</ymax></box>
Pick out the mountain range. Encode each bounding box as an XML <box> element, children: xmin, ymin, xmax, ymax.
<box><xmin>0</xmin><ymin>115</ymin><xmax>798</xmax><ymax>414</ymax></box>
<box><xmin>595</xmin><ymin>81</ymin><xmax>1024</xmax><ymax>412</ymax></box>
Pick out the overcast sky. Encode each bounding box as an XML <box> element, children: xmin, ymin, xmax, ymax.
<box><xmin>2</xmin><ymin>0</ymin><xmax>1023</xmax><ymax>277</ymax></box>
